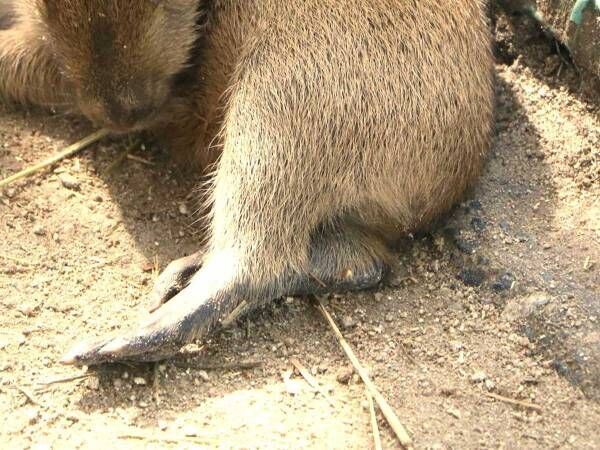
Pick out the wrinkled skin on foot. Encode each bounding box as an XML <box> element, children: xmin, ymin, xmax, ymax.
<box><xmin>61</xmin><ymin>252</ymin><xmax>217</xmax><ymax>365</ymax></box>
<box><xmin>61</xmin><ymin>286</ymin><xmax>204</xmax><ymax>365</ymax></box>
<box><xmin>60</xmin><ymin>301</ymin><xmax>196</xmax><ymax>365</ymax></box>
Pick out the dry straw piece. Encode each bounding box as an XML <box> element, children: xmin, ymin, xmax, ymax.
<box><xmin>0</xmin><ymin>129</ymin><xmax>109</xmax><ymax>189</ymax></box>
<box><xmin>315</xmin><ymin>297</ymin><xmax>413</xmax><ymax>449</ymax></box>
<box><xmin>367</xmin><ymin>388</ymin><xmax>383</xmax><ymax>450</ymax></box>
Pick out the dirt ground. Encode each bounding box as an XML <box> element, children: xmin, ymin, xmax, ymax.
<box><xmin>1</xmin><ymin>12</ymin><xmax>599</xmax><ymax>450</ymax></box>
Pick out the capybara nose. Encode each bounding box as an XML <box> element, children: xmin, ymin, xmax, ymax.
<box><xmin>105</xmin><ymin>100</ymin><xmax>154</xmax><ymax>128</ymax></box>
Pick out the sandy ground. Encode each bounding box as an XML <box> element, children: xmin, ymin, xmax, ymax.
<box><xmin>0</xmin><ymin>12</ymin><xmax>598</xmax><ymax>450</ymax></box>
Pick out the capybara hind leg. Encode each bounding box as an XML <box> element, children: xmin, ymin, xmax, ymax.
<box><xmin>148</xmin><ymin>222</ymin><xmax>387</xmax><ymax>312</ymax></box>
<box><xmin>60</xmin><ymin>221</ymin><xmax>390</xmax><ymax>366</ymax></box>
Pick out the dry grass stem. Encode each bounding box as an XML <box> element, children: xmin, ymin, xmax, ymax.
<box><xmin>103</xmin><ymin>139</ymin><xmax>140</xmax><ymax>174</ymax></box>
<box><xmin>367</xmin><ymin>388</ymin><xmax>383</xmax><ymax>450</ymax></box>
<box><xmin>290</xmin><ymin>357</ymin><xmax>336</xmax><ymax>408</ymax></box>
<box><xmin>37</xmin><ymin>373</ymin><xmax>91</xmax><ymax>387</ymax></box>
<box><xmin>315</xmin><ymin>296</ymin><xmax>413</xmax><ymax>449</ymax></box>
<box><xmin>126</xmin><ymin>153</ymin><xmax>154</xmax><ymax>165</ymax></box>
<box><xmin>484</xmin><ymin>392</ymin><xmax>542</xmax><ymax>412</ymax></box>
<box><xmin>118</xmin><ymin>433</ymin><xmax>218</xmax><ymax>445</ymax></box>
<box><xmin>0</xmin><ymin>129</ymin><xmax>109</xmax><ymax>188</ymax></box>
<box><xmin>222</xmin><ymin>300</ymin><xmax>249</xmax><ymax>327</ymax></box>
<box><xmin>14</xmin><ymin>385</ymin><xmax>41</xmax><ymax>406</ymax></box>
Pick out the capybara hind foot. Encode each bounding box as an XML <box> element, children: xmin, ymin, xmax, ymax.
<box><xmin>61</xmin><ymin>225</ymin><xmax>389</xmax><ymax>366</ymax></box>
<box><xmin>148</xmin><ymin>250</ymin><xmax>205</xmax><ymax>312</ymax></box>
<box><xmin>61</xmin><ymin>259</ymin><xmax>236</xmax><ymax>366</ymax></box>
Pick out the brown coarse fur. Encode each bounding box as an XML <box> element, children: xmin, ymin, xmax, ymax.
<box><xmin>0</xmin><ymin>0</ymin><xmax>495</xmax><ymax>364</ymax></box>
<box><xmin>183</xmin><ymin>0</ymin><xmax>494</xmax><ymax>288</ymax></box>
<box><xmin>0</xmin><ymin>0</ymin><xmax>203</xmax><ymax>160</ymax></box>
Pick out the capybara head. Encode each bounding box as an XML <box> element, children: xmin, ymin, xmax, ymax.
<box><xmin>37</xmin><ymin>0</ymin><xmax>201</xmax><ymax>130</ymax></box>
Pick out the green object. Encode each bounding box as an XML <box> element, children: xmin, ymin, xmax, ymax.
<box><xmin>569</xmin><ymin>0</ymin><xmax>600</xmax><ymax>25</ymax></box>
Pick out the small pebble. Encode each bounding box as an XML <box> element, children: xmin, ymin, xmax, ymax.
<box><xmin>25</xmin><ymin>408</ymin><xmax>40</xmax><ymax>425</ymax></box>
<box><xmin>440</xmin><ymin>387</ymin><xmax>458</xmax><ymax>397</ymax></box>
<box><xmin>198</xmin><ymin>370</ymin><xmax>210</xmax><ymax>382</ymax></box>
<box><xmin>450</xmin><ymin>341</ymin><xmax>463</xmax><ymax>352</ymax></box>
<box><xmin>492</xmin><ymin>273</ymin><xmax>515</xmax><ymax>292</ymax></box>
<box><xmin>471</xmin><ymin>371</ymin><xmax>487</xmax><ymax>383</ymax></box>
<box><xmin>458</xmin><ymin>268</ymin><xmax>486</xmax><ymax>287</ymax></box>
<box><xmin>66</xmin><ymin>412</ymin><xmax>81</xmax><ymax>423</ymax></box>
<box><xmin>33</xmin><ymin>225</ymin><xmax>46</xmax><ymax>236</ymax></box>
<box><xmin>87</xmin><ymin>377</ymin><xmax>100</xmax><ymax>390</ymax></box>
<box><xmin>59</xmin><ymin>173</ymin><xmax>80</xmax><ymax>190</ymax></box>
<box><xmin>178</xmin><ymin>203</ymin><xmax>189</xmax><ymax>215</ymax></box>
<box><xmin>341</xmin><ymin>316</ymin><xmax>356</xmax><ymax>329</ymax></box>
<box><xmin>447</xmin><ymin>406</ymin><xmax>461</xmax><ymax>419</ymax></box>
<box><xmin>336</xmin><ymin>367</ymin><xmax>353</xmax><ymax>384</ymax></box>
<box><xmin>18</xmin><ymin>304</ymin><xmax>36</xmax><ymax>317</ymax></box>
<box><xmin>133</xmin><ymin>377</ymin><xmax>147</xmax><ymax>386</ymax></box>
<box><xmin>183</xmin><ymin>425</ymin><xmax>201</xmax><ymax>437</ymax></box>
